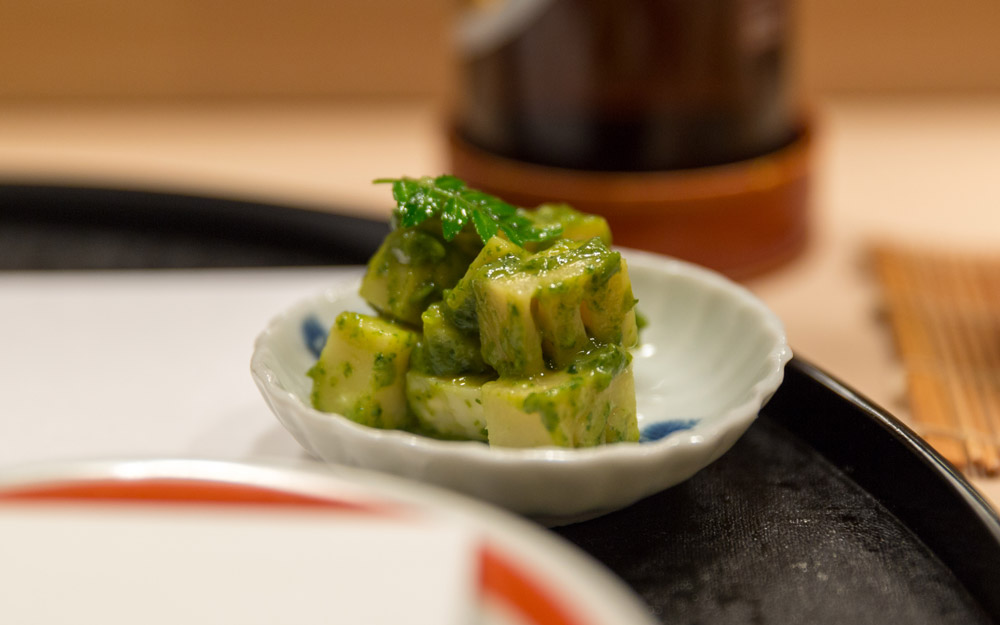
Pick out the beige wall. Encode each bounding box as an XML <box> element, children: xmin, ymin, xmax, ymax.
<box><xmin>1</xmin><ymin>0</ymin><xmax>998</xmax><ymax>101</ymax></box>
<box><xmin>0</xmin><ymin>0</ymin><xmax>454</xmax><ymax>100</ymax></box>
<box><xmin>793</xmin><ymin>0</ymin><xmax>1000</xmax><ymax>95</ymax></box>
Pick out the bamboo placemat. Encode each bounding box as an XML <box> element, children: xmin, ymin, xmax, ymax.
<box><xmin>872</xmin><ymin>244</ymin><xmax>1000</xmax><ymax>476</ymax></box>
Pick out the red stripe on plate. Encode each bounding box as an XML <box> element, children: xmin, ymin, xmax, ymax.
<box><xmin>481</xmin><ymin>544</ymin><xmax>592</xmax><ymax>625</ymax></box>
<box><xmin>0</xmin><ymin>478</ymin><xmax>388</xmax><ymax>514</ymax></box>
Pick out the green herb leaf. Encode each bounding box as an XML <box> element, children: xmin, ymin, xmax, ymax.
<box><xmin>440</xmin><ymin>196</ymin><xmax>465</xmax><ymax>240</ymax></box>
<box><xmin>471</xmin><ymin>208</ymin><xmax>498</xmax><ymax>242</ymax></box>
<box><xmin>374</xmin><ymin>176</ymin><xmax>562</xmax><ymax>247</ymax></box>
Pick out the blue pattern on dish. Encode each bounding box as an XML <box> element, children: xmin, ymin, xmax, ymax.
<box><xmin>302</xmin><ymin>315</ymin><xmax>329</xmax><ymax>359</ymax></box>
<box><xmin>641</xmin><ymin>419</ymin><xmax>699</xmax><ymax>443</ymax></box>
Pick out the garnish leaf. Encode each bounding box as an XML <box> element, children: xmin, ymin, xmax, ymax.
<box><xmin>374</xmin><ymin>176</ymin><xmax>562</xmax><ymax>247</ymax></box>
<box><xmin>440</xmin><ymin>196</ymin><xmax>465</xmax><ymax>240</ymax></box>
<box><xmin>471</xmin><ymin>208</ymin><xmax>499</xmax><ymax>242</ymax></box>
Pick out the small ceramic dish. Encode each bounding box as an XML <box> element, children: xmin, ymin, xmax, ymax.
<box><xmin>251</xmin><ymin>248</ymin><xmax>791</xmax><ymax>524</ymax></box>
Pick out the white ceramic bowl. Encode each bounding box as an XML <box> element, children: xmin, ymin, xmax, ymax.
<box><xmin>251</xmin><ymin>249</ymin><xmax>791</xmax><ymax>524</ymax></box>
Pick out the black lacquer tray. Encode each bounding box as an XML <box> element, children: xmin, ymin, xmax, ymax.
<box><xmin>3</xmin><ymin>183</ymin><xmax>999</xmax><ymax>624</ymax></box>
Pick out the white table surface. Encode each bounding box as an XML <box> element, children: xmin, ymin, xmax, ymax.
<box><xmin>0</xmin><ymin>269</ymin><xmax>334</xmax><ymax>465</ymax></box>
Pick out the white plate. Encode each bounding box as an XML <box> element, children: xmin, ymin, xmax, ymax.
<box><xmin>251</xmin><ymin>249</ymin><xmax>791</xmax><ymax>524</ymax></box>
<box><xmin>0</xmin><ymin>459</ymin><xmax>657</xmax><ymax>625</ymax></box>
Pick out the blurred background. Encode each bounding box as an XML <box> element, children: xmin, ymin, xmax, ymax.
<box><xmin>2</xmin><ymin>0</ymin><xmax>998</xmax><ymax>239</ymax></box>
<box><xmin>2</xmin><ymin>0</ymin><xmax>998</xmax><ymax>212</ymax></box>
<box><xmin>2</xmin><ymin>0</ymin><xmax>999</xmax><ymax>102</ymax></box>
